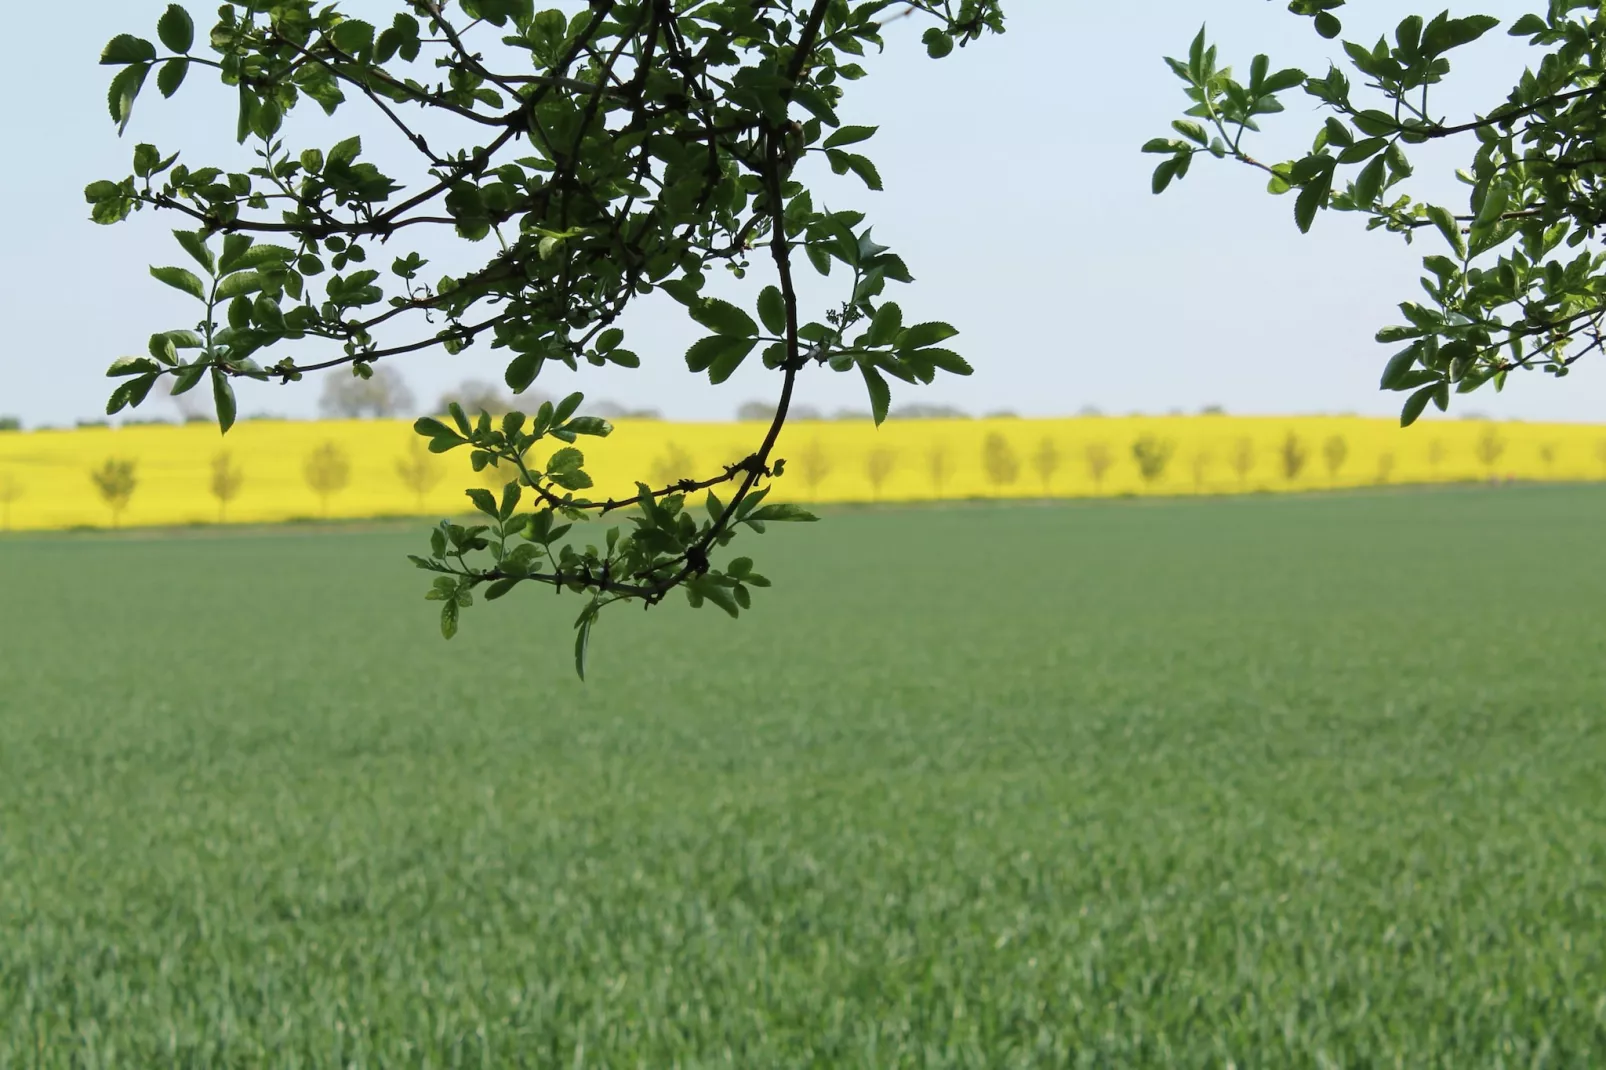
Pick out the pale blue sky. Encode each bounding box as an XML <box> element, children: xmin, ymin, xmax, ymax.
<box><xmin>3</xmin><ymin>0</ymin><xmax>1597</xmax><ymax>427</ymax></box>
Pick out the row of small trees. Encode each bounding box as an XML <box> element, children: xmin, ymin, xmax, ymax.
<box><xmin>3</xmin><ymin>423</ymin><xmax>1594</xmax><ymax>531</ymax></box>
<box><xmin>770</xmin><ymin>425</ymin><xmax>1574</xmax><ymax>499</ymax></box>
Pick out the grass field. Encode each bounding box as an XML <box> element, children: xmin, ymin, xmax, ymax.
<box><xmin>2</xmin><ymin>487</ymin><xmax>1604</xmax><ymax>1066</ymax></box>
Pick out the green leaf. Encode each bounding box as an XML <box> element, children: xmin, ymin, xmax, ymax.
<box><xmin>921</xmin><ymin>27</ymin><xmax>953</xmax><ymax>58</ymax></box>
<box><xmin>108</xmin><ymin>63</ymin><xmax>150</xmax><ymax>135</ymax></box>
<box><xmin>685</xmin><ymin>335</ymin><xmax>756</xmax><ymax>374</ymax></box>
<box><xmin>546</xmin><ymin>447</ymin><xmax>583</xmax><ymax>473</ymax></box>
<box><xmin>757</xmin><ymin>286</ymin><xmax>786</xmax><ymax>335</ymax></box>
<box><xmin>1151</xmin><ymin>157</ymin><xmax>1180</xmax><ymax>195</ymax></box>
<box><xmin>553</xmin><ymin>391</ymin><xmax>584</xmax><ymax>424</ymax></box>
<box><xmin>1313</xmin><ymin>11</ymin><xmax>1342</xmax><ymax>38</ymax></box>
<box><xmin>573</xmin><ymin>611</ymin><xmax>593</xmax><ymax>680</ymax></box>
<box><xmin>867</xmin><ymin>302</ymin><xmax>903</xmax><ymax>347</ymax></box>
<box><xmin>328</xmin><ymin>135</ymin><xmax>362</xmax><ymax>167</ymax></box>
<box><xmin>1294</xmin><ymin>170</ymin><xmax>1331</xmax><ymax>233</ymax></box>
<box><xmin>172</xmin><ymin>230</ymin><xmax>214</xmax><ymax>275</ymax></box>
<box><xmin>823</xmin><ymin>125</ymin><xmax>876</xmax><ymax>149</ymax></box>
<box><xmin>914</xmin><ymin>348</ymin><xmax>973</xmax><ymax>376</ymax></box>
<box><xmin>157</xmin><ymin>5</ymin><xmax>195</xmax><ymax>53</ymax></box>
<box><xmin>211</xmin><ymin>367</ymin><xmax>236</xmax><ymax>433</ymax></box>
<box><xmin>859</xmin><ymin>362</ymin><xmax>891</xmax><ymax>426</ymax></box>
<box><xmin>839</xmin><ymin>153</ymin><xmax>883</xmax><ymax>191</ymax></box>
<box><xmin>708</xmin><ymin>338</ymin><xmax>759</xmax><ymax>384</ymax></box>
<box><xmin>505</xmin><ymin>350</ymin><xmax>545</xmax><ymax>394</ymax></box>
<box><xmin>1508</xmin><ymin>13</ymin><xmax>1547</xmax><ymax>36</ymax></box>
<box><xmin>1172</xmin><ymin>120</ymin><xmax>1209</xmax><ymax>145</ymax></box>
<box><xmin>897</xmin><ymin>322</ymin><xmax>958</xmax><ymax>351</ymax></box>
<box><xmin>214</xmin><ymin>271</ymin><xmax>262</xmax><ymax>300</ymax></box>
<box><xmin>414</xmin><ymin>417</ymin><xmax>462</xmax><ymax>443</ymax></box>
<box><xmin>564</xmin><ymin>417</ymin><xmax>613</xmax><ymax>437</ymax></box>
<box><xmin>1400</xmin><ymin>383</ymin><xmax>1436</xmax><ymax>427</ymax></box>
<box><xmin>157</xmin><ymin>58</ymin><xmax>189</xmax><ymax>98</ymax></box>
<box><xmin>1352</xmin><ymin>155</ymin><xmax>1387</xmax><ymax>206</ymax></box>
<box><xmin>149</xmin><ymin>264</ymin><xmax>206</xmax><ymax>301</ymax></box>
<box><xmin>747</xmin><ymin>503</ymin><xmax>818</xmax><ymax>522</ymax></box>
<box><xmin>441</xmin><ymin>599</ymin><xmax>460</xmax><ymax>639</ymax></box>
<box><xmin>1425</xmin><ymin>204</ymin><xmax>1467</xmax><ymax>259</ymax></box>
<box><xmin>465</xmin><ymin>487</ymin><xmax>498</xmax><ymax>516</ymax></box>
<box><xmin>107</xmin><ymin>356</ymin><xmax>160</xmax><ymax>377</ymax></box>
<box><xmin>689</xmin><ymin>298</ymin><xmax>758</xmax><ymax>337</ymax></box>
<box><xmin>101</xmin><ymin>35</ymin><xmax>157</xmax><ymax>65</ymax></box>
<box><xmin>549</xmin><ymin>468</ymin><xmax>594</xmax><ymax>491</ymax></box>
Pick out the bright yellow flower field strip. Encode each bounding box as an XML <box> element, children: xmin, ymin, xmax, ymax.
<box><xmin>1</xmin><ymin>415</ymin><xmax>1603</xmax><ymax>531</ymax></box>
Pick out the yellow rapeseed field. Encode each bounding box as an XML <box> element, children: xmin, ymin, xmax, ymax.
<box><xmin>1</xmin><ymin>414</ymin><xmax>1603</xmax><ymax>531</ymax></box>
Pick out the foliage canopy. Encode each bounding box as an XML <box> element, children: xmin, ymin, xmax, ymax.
<box><xmin>91</xmin><ymin>0</ymin><xmax>1003</xmax><ymax>675</ymax></box>
<box><xmin>1150</xmin><ymin>1</ymin><xmax>1606</xmax><ymax>427</ymax></box>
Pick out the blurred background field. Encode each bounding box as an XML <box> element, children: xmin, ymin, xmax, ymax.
<box><xmin>4</xmin><ymin>413</ymin><xmax>1606</xmax><ymax>530</ymax></box>
<box><xmin>2</xmin><ymin>487</ymin><xmax>1603</xmax><ymax>1064</ymax></box>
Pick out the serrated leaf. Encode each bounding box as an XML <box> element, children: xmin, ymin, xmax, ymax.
<box><xmin>859</xmin><ymin>362</ymin><xmax>891</xmax><ymax>426</ymax></box>
<box><xmin>215</xmin><ymin>271</ymin><xmax>262</xmax><ymax>300</ymax></box>
<box><xmin>157</xmin><ymin>5</ymin><xmax>195</xmax><ymax>52</ymax></box>
<box><xmin>747</xmin><ymin>503</ymin><xmax>818</xmax><ymax>522</ymax></box>
<box><xmin>823</xmin><ymin>125</ymin><xmax>876</xmax><ymax>149</ymax></box>
<box><xmin>897</xmin><ymin>322</ymin><xmax>958</xmax><ymax>351</ymax></box>
<box><xmin>102</xmin><ymin>34</ymin><xmax>157</xmax><ymax>65</ymax></box>
<box><xmin>172</xmin><ymin>229</ymin><xmax>214</xmax><ymax>275</ymax></box>
<box><xmin>149</xmin><ymin>264</ymin><xmax>206</xmax><ymax>301</ymax></box>
<box><xmin>108</xmin><ymin>63</ymin><xmax>150</xmax><ymax>135</ymax></box>
<box><xmin>465</xmin><ymin>487</ymin><xmax>498</xmax><ymax>516</ymax></box>
<box><xmin>689</xmin><ymin>298</ymin><xmax>758</xmax><ymax>337</ymax></box>
<box><xmin>157</xmin><ymin>58</ymin><xmax>189</xmax><ymax>98</ymax></box>
<box><xmin>757</xmin><ymin>286</ymin><xmax>786</xmax><ymax>335</ymax></box>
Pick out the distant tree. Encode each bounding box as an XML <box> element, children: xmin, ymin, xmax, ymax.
<box><xmin>319</xmin><ymin>365</ymin><xmax>415</xmax><ymax>419</ymax></box>
<box><xmin>833</xmin><ymin>409</ymin><xmax>874</xmax><ymax>421</ymax></box>
<box><xmin>89</xmin><ymin>458</ymin><xmax>137</xmax><ymax>527</ymax></box>
<box><xmin>1279</xmin><ymin>432</ymin><xmax>1309</xmax><ymax>482</ymax></box>
<box><xmin>586</xmin><ymin>400</ymin><xmax>663</xmax><ymax>421</ymax></box>
<box><xmin>1191</xmin><ymin>448</ymin><xmax>1213</xmax><ymax>492</ymax></box>
<box><xmin>1077</xmin><ymin>405</ymin><xmax>1105</xmax><ymax>418</ymax></box>
<box><xmin>396</xmin><ymin>436</ymin><xmax>444</xmax><ymax>512</ymax></box>
<box><xmin>650</xmin><ymin>443</ymin><xmax>697</xmax><ymax>489</ymax></box>
<box><xmin>0</xmin><ymin>417</ymin><xmax>20</xmax><ymax>432</ymax></box>
<box><xmin>1085</xmin><ymin>442</ymin><xmax>1114</xmax><ymax>489</ymax></box>
<box><xmin>1538</xmin><ymin>442</ymin><xmax>1559</xmax><ymax>475</ymax></box>
<box><xmin>927</xmin><ymin>442</ymin><xmax>952</xmax><ymax>496</ymax></box>
<box><xmin>1376</xmin><ymin>451</ymin><xmax>1397</xmax><ymax>484</ymax></box>
<box><xmin>1031</xmin><ymin>438</ymin><xmax>1061</xmax><ymax>493</ymax></box>
<box><xmin>1131</xmin><ymin>435</ymin><xmax>1175</xmax><ymax>484</ymax></box>
<box><xmin>984</xmin><ymin>410</ymin><xmax>1020</xmax><ymax>419</ymax></box>
<box><xmin>1475</xmin><ymin>425</ymin><xmax>1507</xmax><ymax>472</ymax></box>
<box><xmin>736</xmin><ymin>400</ymin><xmax>777</xmax><ymax>422</ymax></box>
<box><xmin>1229</xmin><ymin>437</ymin><xmax>1255</xmax><ymax>487</ymax></box>
<box><xmin>1322</xmin><ymin>434</ymin><xmax>1349</xmax><ymax>481</ymax></box>
<box><xmin>891</xmin><ymin>403</ymin><xmax>969</xmax><ymax>419</ymax></box>
<box><xmin>303</xmin><ymin>442</ymin><xmax>351</xmax><ymax>516</ymax></box>
<box><xmin>982</xmin><ymin>433</ymin><xmax>1021</xmax><ymax>489</ymax></box>
<box><xmin>1200</xmin><ymin>404</ymin><xmax>1227</xmax><ymax>416</ymax></box>
<box><xmin>794</xmin><ymin>439</ymin><xmax>833</xmax><ymax>499</ymax></box>
<box><xmin>1427</xmin><ymin>438</ymin><xmax>1447</xmax><ymax>474</ymax></box>
<box><xmin>209</xmin><ymin>451</ymin><xmax>243</xmax><ymax>522</ymax></box>
<box><xmin>865</xmin><ymin>447</ymin><xmax>898</xmax><ymax>500</ymax></box>
<box><xmin>435</xmin><ymin>380</ymin><xmax>544</xmax><ymax>419</ymax></box>
<box><xmin>0</xmin><ymin>472</ymin><xmax>21</xmax><ymax>530</ymax></box>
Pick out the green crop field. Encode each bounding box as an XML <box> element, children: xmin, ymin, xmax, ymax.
<box><xmin>2</xmin><ymin>487</ymin><xmax>1604</xmax><ymax>1066</ymax></box>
